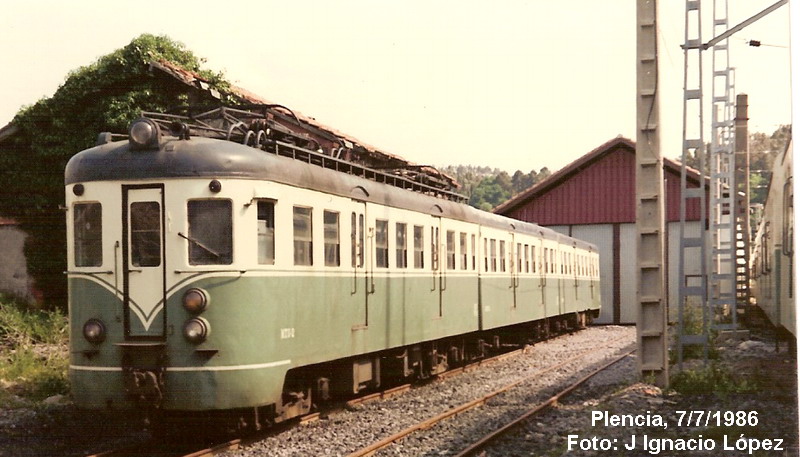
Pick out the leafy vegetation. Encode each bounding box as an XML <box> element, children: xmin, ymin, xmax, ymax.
<box><xmin>675</xmin><ymin>124</ymin><xmax>791</xmax><ymax>207</ymax></box>
<box><xmin>442</xmin><ymin>165</ymin><xmax>552</xmax><ymax>211</ymax></box>
<box><xmin>670</xmin><ymin>363</ymin><xmax>759</xmax><ymax>397</ymax></box>
<box><xmin>0</xmin><ymin>297</ymin><xmax>69</xmax><ymax>404</ymax></box>
<box><xmin>0</xmin><ymin>34</ymin><xmax>234</xmax><ymax>310</ymax></box>
<box><xmin>749</xmin><ymin>124</ymin><xmax>791</xmax><ymax>205</ymax></box>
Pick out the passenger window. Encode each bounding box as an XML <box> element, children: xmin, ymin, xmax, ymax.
<box><xmin>431</xmin><ymin>227</ymin><xmax>439</xmax><ymax>271</ymax></box>
<box><xmin>257</xmin><ymin>201</ymin><xmax>275</xmax><ymax>265</ymax></box>
<box><xmin>517</xmin><ymin>243</ymin><xmax>523</xmax><ymax>273</ymax></box>
<box><xmin>460</xmin><ymin>233</ymin><xmax>468</xmax><ymax>270</ymax></box>
<box><xmin>413</xmin><ymin>225</ymin><xmax>424</xmax><ymax>269</ymax></box>
<box><xmin>376</xmin><ymin>220</ymin><xmax>389</xmax><ymax>268</ymax></box>
<box><xmin>187</xmin><ymin>200</ymin><xmax>233</xmax><ymax>265</ymax></box>
<box><xmin>490</xmin><ymin>239</ymin><xmax>497</xmax><ymax>272</ymax></box>
<box><xmin>293</xmin><ymin>206</ymin><xmax>313</xmax><ymax>266</ymax></box>
<box><xmin>483</xmin><ymin>238</ymin><xmax>488</xmax><ymax>272</ymax></box>
<box><xmin>351</xmin><ymin>213</ymin><xmax>364</xmax><ymax>268</ymax></box>
<box><xmin>471</xmin><ymin>234</ymin><xmax>476</xmax><ymax>270</ymax></box>
<box><xmin>324</xmin><ymin>210</ymin><xmax>340</xmax><ymax>266</ymax></box>
<box><xmin>446</xmin><ymin>230</ymin><xmax>456</xmax><ymax>270</ymax></box>
<box><xmin>524</xmin><ymin>245</ymin><xmax>530</xmax><ymax>273</ymax></box>
<box><xmin>544</xmin><ymin>247</ymin><xmax>549</xmax><ymax>273</ymax></box>
<box><xmin>499</xmin><ymin>240</ymin><xmax>506</xmax><ymax>272</ymax></box>
<box><xmin>74</xmin><ymin>202</ymin><xmax>103</xmax><ymax>267</ymax></box>
<box><xmin>131</xmin><ymin>201</ymin><xmax>161</xmax><ymax>267</ymax></box>
<box><xmin>396</xmin><ymin>223</ymin><xmax>408</xmax><ymax>268</ymax></box>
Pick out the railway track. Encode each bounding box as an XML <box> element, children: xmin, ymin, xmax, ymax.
<box><xmin>452</xmin><ymin>349</ymin><xmax>635</xmax><ymax>457</ymax></box>
<box><xmin>87</xmin><ymin>438</ymin><xmax>243</xmax><ymax>457</ymax></box>
<box><xmin>86</xmin><ymin>339</ymin><xmax>554</xmax><ymax>457</ymax></box>
<box><xmin>87</xmin><ymin>327</ymin><xmax>634</xmax><ymax>457</ymax></box>
<box><xmin>345</xmin><ymin>336</ymin><xmax>633</xmax><ymax>457</ymax></box>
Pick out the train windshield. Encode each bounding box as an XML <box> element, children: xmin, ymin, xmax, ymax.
<box><xmin>187</xmin><ymin>199</ymin><xmax>233</xmax><ymax>265</ymax></box>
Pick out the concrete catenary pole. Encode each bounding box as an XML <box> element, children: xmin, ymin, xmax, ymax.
<box><xmin>636</xmin><ymin>0</ymin><xmax>668</xmax><ymax>387</ymax></box>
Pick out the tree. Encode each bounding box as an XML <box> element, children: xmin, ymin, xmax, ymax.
<box><xmin>749</xmin><ymin>124</ymin><xmax>791</xmax><ymax>206</ymax></box>
<box><xmin>0</xmin><ymin>34</ymin><xmax>232</xmax><ymax>309</ymax></box>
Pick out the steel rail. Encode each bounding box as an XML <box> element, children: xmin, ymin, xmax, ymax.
<box><xmin>345</xmin><ymin>335</ymin><xmax>632</xmax><ymax>457</ymax></box>
<box><xmin>453</xmin><ymin>348</ymin><xmax>636</xmax><ymax>457</ymax></box>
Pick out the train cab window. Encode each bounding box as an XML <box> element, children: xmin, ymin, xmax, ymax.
<box><xmin>396</xmin><ymin>223</ymin><xmax>408</xmax><ymax>268</ymax></box>
<box><xmin>187</xmin><ymin>200</ymin><xmax>233</xmax><ymax>265</ymax></box>
<box><xmin>446</xmin><ymin>230</ymin><xmax>456</xmax><ymax>270</ymax></box>
<box><xmin>324</xmin><ymin>211</ymin><xmax>340</xmax><ymax>267</ymax></box>
<box><xmin>293</xmin><ymin>206</ymin><xmax>313</xmax><ymax>266</ymax></box>
<box><xmin>460</xmin><ymin>233</ymin><xmax>468</xmax><ymax>270</ymax></box>
<box><xmin>376</xmin><ymin>220</ymin><xmax>389</xmax><ymax>268</ymax></box>
<box><xmin>257</xmin><ymin>201</ymin><xmax>275</xmax><ymax>265</ymax></box>
<box><xmin>130</xmin><ymin>201</ymin><xmax>161</xmax><ymax>267</ymax></box>
<box><xmin>413</xmin><ymin>225</ymin><xmax>424</xmax><ymax>269</ymax></box>
<box><xmin>74</xmin><ymin>202</ymin><xmax>103</xmax><ymax>267</ymax></box>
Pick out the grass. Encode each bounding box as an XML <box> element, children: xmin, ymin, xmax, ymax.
<box><xmin>0</xmin><ymin>296</ymin><xmax>69</xmax><ymax>405</ymax></box>
<box><xmin>670</xmin><ymin>363</ymin><xmax>759</xmax><ymax>397</ymax></box>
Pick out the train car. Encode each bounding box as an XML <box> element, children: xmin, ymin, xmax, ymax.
<box><xmin>750</xmin><ymin>138</ymin><xmax>795</xmax><ymax>343</ymax></box>
<box><xmin>66</xmin><ymin>107</ymin><xmax>600</xmax><ymax>430</ymax></box>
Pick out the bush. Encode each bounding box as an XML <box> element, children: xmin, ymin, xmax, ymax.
<box><xmin>0</xmin><ymin>297</ymin><xmax>67</xmax><ymax>346</ymax></box>
<box><xmin>671</xmin><ymin>363</ymin><xmax>758</xmax><ymax>396</ymax></box>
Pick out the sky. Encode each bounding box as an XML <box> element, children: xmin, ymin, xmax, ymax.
<box><xmin>0</xmin><ymin>1</ymin><xmax>793</xmax><ymax>174</ymax></box>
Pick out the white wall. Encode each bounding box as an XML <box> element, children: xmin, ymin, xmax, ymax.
<box><xmin>0</xmin><ymin>225</ymin><xmax>34</xmax><ymax>301</ymax></box>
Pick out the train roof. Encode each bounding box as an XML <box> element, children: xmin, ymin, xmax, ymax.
<box><xmin>65</xmin><ymin>132</ymin><xmax>594</xmax><ymax>251</ymax></box>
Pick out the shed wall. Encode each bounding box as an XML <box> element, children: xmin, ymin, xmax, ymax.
<box><xmin>571</xmin><ymin>224</ymin><xmax>615</xmax><ymax>324</ymax></box>
<box><xmin>0</xmin><ymin>225</ymin><xmax>34</xmax><ymax>301</ymax></box>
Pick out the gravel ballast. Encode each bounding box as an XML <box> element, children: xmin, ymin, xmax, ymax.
<box><xmin>2</xmin><ymin>325</ymin><xmax>796</xmax><ymax>457</ymax></box>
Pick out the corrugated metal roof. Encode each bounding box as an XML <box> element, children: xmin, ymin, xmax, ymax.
<box><xmin>494</xmin><ymin>136</ymin><xmax>707</xmax><ymax>225</ymax></box>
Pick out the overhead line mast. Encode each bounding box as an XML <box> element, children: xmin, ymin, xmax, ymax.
<box><xmin>636</xmin><ymin>0</ymin><xmax>668</xmax><ymax>388</ymax></box>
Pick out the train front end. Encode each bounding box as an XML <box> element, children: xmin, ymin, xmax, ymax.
<box><xmin>65</xmin><ymin>119</ymin><xmax>292</xmax><ymax>422</ymax></box>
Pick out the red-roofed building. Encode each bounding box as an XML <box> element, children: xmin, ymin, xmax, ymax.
<box><xmin>494</xmin><ymin>137</ymin><xmax>708</xmax><ymax>324</ymax></box>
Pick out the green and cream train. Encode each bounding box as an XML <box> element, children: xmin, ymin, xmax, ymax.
<box><xmin>750</xmin><ymin>138</ymin><xmax>794</xmax><ymax>344</ymax></box>
<box><xmin>66</xmin><ymin>108</ymin><xmax>600</xmax><ymax>429</ymax></box>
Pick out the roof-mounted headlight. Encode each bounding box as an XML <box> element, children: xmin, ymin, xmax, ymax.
<box><xmin>129</xmin><ymin>118</ymin><xmax>161</xmax><ymax>150</ymax></box>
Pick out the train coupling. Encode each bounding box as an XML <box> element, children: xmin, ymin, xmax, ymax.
<box><xmin>124</xmin><ymin>367</ymin><xmax>165</xmax><ymax>408</ymax></box>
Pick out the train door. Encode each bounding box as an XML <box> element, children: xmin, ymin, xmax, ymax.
<box><xmin>536</xmin><ymin>234</ymin><xmax>546</xmax><ymax>309</ymax></box>
<box><xmin>509</xmin><ymin>232</ymin><xmax>518</xmax><ymax>309</ymax></box>
<box><xmin>558</xmin><ymin>247</ymin><xmax>565</xmax><ymax>315</ymax></box>
<box><xmin>572</xmin><ymin>245</ymin><xmax>579</xmax><ymax>304</ymax></box>
<box><xmin>432</xmin><ymin>217</ymin><xmax>442</xmax><ymax>318</ymax></box>
<box><xmin>122</xmin><ymin>185</ymin><xmax>166</xmax><ymax>339</ymax></box>
<box><xmin>351</xmin><ymin>201</ymin><xmax>368</xmax><ymax>328</ymax></box>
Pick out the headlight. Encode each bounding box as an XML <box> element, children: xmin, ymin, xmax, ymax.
<box><xmin>83</xmin><ymin>319</ymin><xmax>106</xmax><ymax>344</ymax></box>
<box><xmin>182</xmin><ymin>288</ymin><xmax>209</xmax><ymax>314</ymax></box>
<box><xmin>129</xmin><ymin>118</ymin><xmax>160</xmax><ymax>149</ymax></box>
<box><xmin>183</xmin><ymin>318</ymin><xmax>209</xmax><ymax>344</ymax></box>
